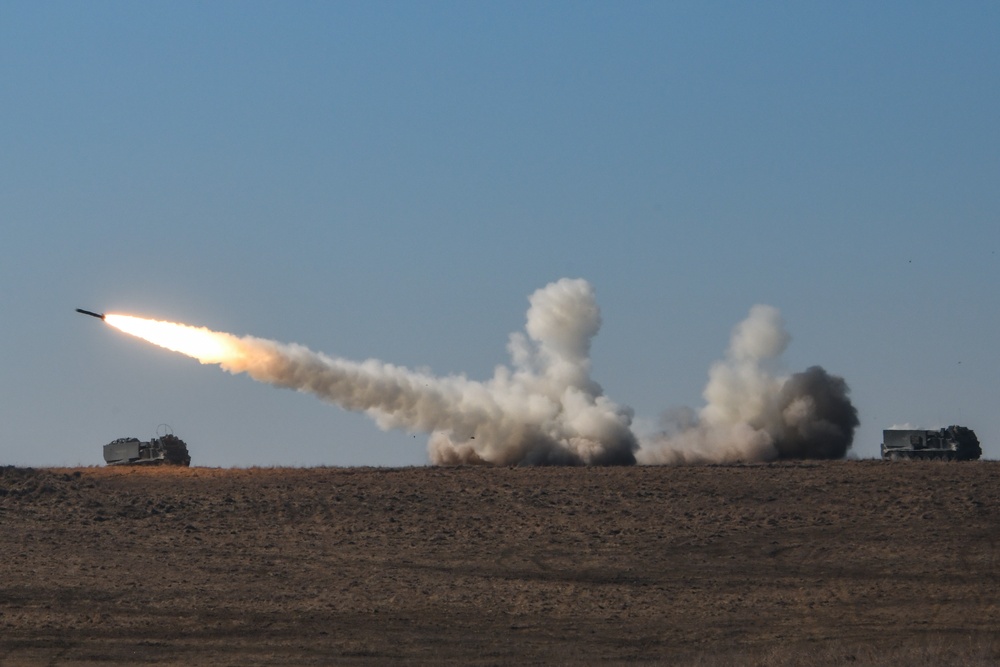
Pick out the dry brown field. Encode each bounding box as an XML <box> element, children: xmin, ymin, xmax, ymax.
<box><xmin>1</xmin><ymin>461</ymin><xmax>998</xmax><ymax>666</ymax></box>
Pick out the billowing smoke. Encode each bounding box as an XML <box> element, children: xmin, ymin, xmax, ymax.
<box><xmin>248</xmin><ymin>279</ymin><xmax>637</xmax><ymax>465</ymax></box>
<box><xmin>637</xmin><ymin>305</ymin><xmax>859</xmax><ymax>464</ymax></box>
<box><xmin>108</xmin><ymin>278</ymin><xmax>637</xmax><ymax>465</ymax></box>
<box><xmin>105</xmin><ymin>279</ymin><xmax>857</xmax><ymax>465</ymax></box>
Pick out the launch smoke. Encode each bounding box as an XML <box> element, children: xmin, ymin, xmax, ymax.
<box><xmin>107</xmin><ymin>279</ymin><xmax>637</xmax><ymax>465</ymax></box>
<box><xmin>104</xmin><ymin>279</ymin><xmax>857</xmax><ymax>465</ymax></box>
<box><xmin>637</xmin><ymin>305</ymin><xmax>859</xmax><ymax>464</ymax></box>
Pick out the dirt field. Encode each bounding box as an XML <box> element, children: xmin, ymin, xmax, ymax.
<box><xmin>1</xmin><ymin>461</ymin><xmax>998</xmax><ymax>665</ymax></box>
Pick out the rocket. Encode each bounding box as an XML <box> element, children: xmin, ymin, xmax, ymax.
<box><xmin>76</xmin><ymin>308</ymin><xmax>105</xmax><ymax>320</ymax></box>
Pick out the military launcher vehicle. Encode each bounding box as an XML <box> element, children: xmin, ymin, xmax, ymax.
<box><xmin>881</xmin><ymin>426</ymin><xmax>981</xmax><ymax>461</ymax></box>
<box><xmin>103</xmin><ymin>432</ymin><xmax>191</xmax><ymax>466</ymax></box>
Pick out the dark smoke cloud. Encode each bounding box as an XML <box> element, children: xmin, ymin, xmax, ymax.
<box><xmin>769</xmin><ymin>366</ymin><xmax>859</xmax><ymax>459</ymax></box>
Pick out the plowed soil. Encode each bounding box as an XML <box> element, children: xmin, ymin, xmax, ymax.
<box><xmin>1</xmin><ymin>462</ymin><xmax>998</xmax><ymax>665</ymax></box>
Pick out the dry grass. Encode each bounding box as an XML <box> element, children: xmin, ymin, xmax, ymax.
<box><xmin>2</xmin><ymin>461</ymin><xmax>999</xmax><ymax>665</ymax></box>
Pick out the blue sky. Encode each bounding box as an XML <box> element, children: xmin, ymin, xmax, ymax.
<box><xmin>2</xmin><ymin>1</ymin><xmax>997</xmax><ymax>466</ymax></box>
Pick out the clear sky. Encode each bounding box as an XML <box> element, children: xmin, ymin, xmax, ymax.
<box><xmin>2</xmin><ymin>1</ymin><xmax>997</xmax><ymax>466</ymax></box>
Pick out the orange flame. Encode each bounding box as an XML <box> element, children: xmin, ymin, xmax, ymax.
<box><xmin>104</xmin><ymin>314</ymin><xmax>241</xmax><ymax>364</ymax></box>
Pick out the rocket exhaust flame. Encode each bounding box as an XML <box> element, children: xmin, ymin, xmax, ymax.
<box><xmin>99</xmin><ymin>279</ymin><xmax>858</xmax><ymax>465</ymax></box>
<box><xmin>104</xmin><ymin>314</ymin><xmax>242</xmax><ymax>364</ymax></box>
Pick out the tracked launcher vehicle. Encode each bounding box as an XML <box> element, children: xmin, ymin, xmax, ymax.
<box><xmin>103</xmin><ymin>432</ymin><xmax>191</xmax><ymax>466</ymax></box>
<box><xmin>881</xmin><ymin>426</ymin><xmax>981</xmax><ymax>461</ymax></box>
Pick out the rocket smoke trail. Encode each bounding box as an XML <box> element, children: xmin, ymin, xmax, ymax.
<box><xmin>103</xmin><ymin>279</ymin><xmax>857</xmax><ymax>465</ymax></box>
<box><xmin>107</xmin><ymin>279</ymin><xmax>638</xmax><ymax>465</ymax></box>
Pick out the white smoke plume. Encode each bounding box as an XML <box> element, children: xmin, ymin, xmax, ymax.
<box><xmin>637</xmin><ymin>305</ymin><xmax>859</xmax><ymax>464</ymax></box>
<box><xmin>108</xmin><ymin>278</ymin><xmax>637</xmax><ymax>465</ymax></box>
<box><xmin>106</xmin><ymin>279</ymin><xmax>856</xmax><ymax>465</ymax></box>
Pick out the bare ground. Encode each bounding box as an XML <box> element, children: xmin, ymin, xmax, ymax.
<box><xmin>1</xmin><ymin>461</ymin><xmax>998</xmax><ymax>665</ymax></box>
